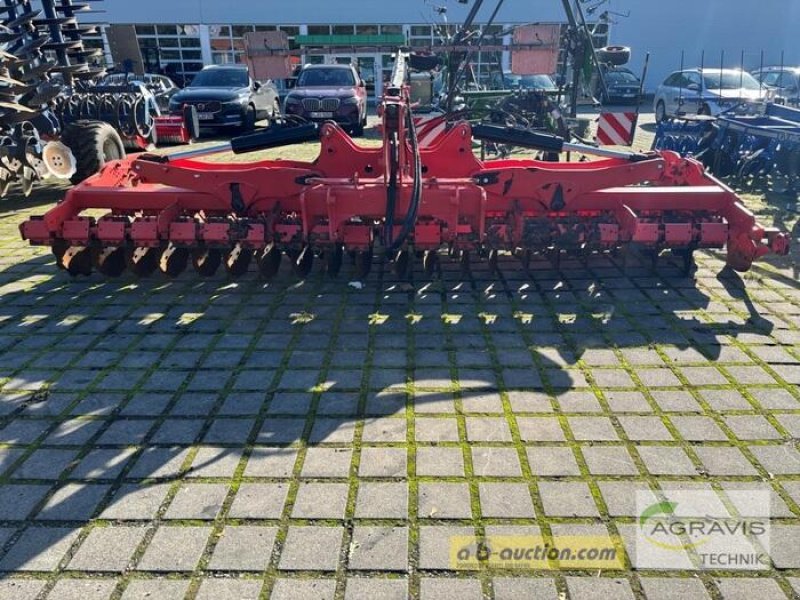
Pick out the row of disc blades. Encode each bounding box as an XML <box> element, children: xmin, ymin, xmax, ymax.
<box><xmin>1</xmin><ymin>0</ymin><xmax>105</xmax><ymax>196</ymax></box>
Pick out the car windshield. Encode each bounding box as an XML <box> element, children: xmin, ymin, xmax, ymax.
<box><xmin>702</xmin><ymin>71</ymin><xmax>760</xmax><ymax>91</ymax></box>
<box><xmin>189</xmin><ymin>69</ymin><xmax>248</xmax><ymax>88</ymax></box>
<box><xmin>606</xmin><ymin>71</ymin><xmax>639</xmax><ymax>84</ymax></box>
<box><xmin>297</xmin><ymin>68</ymin><xmax>356</xmax><ymax>87</ymax></box>
<box><xmin>503</xmin><ymin>74</ymin><xmax>556</xmax><ymax>90</ymax></box>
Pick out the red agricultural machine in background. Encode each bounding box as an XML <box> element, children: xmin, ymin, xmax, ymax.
<box><xmin>19</xmin><ymin>50</ymin><xmax>790</xmax><ymax>280</ymax></box>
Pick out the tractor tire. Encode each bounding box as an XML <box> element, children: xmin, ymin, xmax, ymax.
<box><xmin>596</xmin><ymin>46</ymin><xmax>631</xmax><ymax>66</ymax></box>
<box><xmin>61</xmin><ymin>120</ymin><xmax>126</xmax><ymax>185</ymax></box>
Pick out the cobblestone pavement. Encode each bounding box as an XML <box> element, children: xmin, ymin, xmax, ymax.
<box><xmin>0</xmin><ymin>122</ymin><xmax>799</xmax><ymax>599</ymax></box>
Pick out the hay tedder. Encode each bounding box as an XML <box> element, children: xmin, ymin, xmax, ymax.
<box><xmin>20</xmin><ymin>52</ymin><xmax>790</xmax><ymax>280</ymax></box>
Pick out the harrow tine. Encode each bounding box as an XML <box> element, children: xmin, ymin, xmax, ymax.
<box><xmin>517</xmin><ymin>248</ymin><xmax>532</xmax><ymax>270</ymax></box>
<box><xmin>291</xmin><ymin>244</ymin><xmax>313</xmax><ymax>279</ymax></box>
<box><xmin>52</xmin><ymin>238</ymin><xmax>69</xmax><ymax>269</ymax></box>
<box><xmin>0</xmin><ymin>173</ymin><xmax>11</xmax><ymax>198</ymax></box>
<box><xmin>671</xmin><ymin>247</ymin><xmax>696</xmax><ymax>277</ymax></box>
<box><xmin>159</xmin><ymin>243</ymin><xmax>189</xmax><ymax>278</ymax></box>
<box><xmin>61</xmin><ymin>245</ymin><xmax>92</xmax><ymax>276</ymax></box>
<box><xmin>353</xmin><ymin>248</ymin><xmax>373</xmax><ymax>280</ymax></box>
<box><xmin>392</xmin><ymin>249</ymin><xmax>410</xmax><ymax>278</ymax></box>
<box><xmin>127</xmin><ymin>247</ymin><xmax>159</xmax><ymax>278</ymax></box>
<box><xmin>325</xmin><ymin>243</ymin><xmax>344</xmax><ymax>277</ymax></box>
<box><xmin>20</xmin><ymin>165</ymin><xmax>34</xmax><ymax>196</ymax></box>
<box><xmin>423</xmin><ymin>250</ymin><xmax>440</xmax><ymax>277</ymax></box>
<box><xmin>257</xmin><ymin>243</ymin><xmax>281</xmax><ymax>279</ymax></box>
<box><xmin>224</xmin><ymin>243</ymin><xmax>252</xmax><ymax>277</ymax></box>
<box><xmin>547</xmin><ymin>248</ymin><xmax>561</xmax><ymax>271</ymax></box>
<box><xmin>459</xmin><ymin>249</ymin><xmax>471</xmax><ymax>278</ymax></box>
<box><xmin>191</xmin><ymin>248</ymin><xmax>222</xmax><ymax>277</ymax></box>
<box><xmin>487</xmin><ymin>249</ymin><xmax>499</xmax><ymax>274</ymax></box>
<box><xmin>93</xmin><ymin>246</ymin><xmax>126</xmax><ymax>277</ymax></box>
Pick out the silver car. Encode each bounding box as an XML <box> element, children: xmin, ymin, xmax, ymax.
<box><xmin>653</xmin><ymin>68</ymin><xmax>767</xmax><ymax>122</ymax></box>
<box><xmin>751</xmin><ymin>66</ymin><xmax>800</xmax><ymax>107</ymax></box>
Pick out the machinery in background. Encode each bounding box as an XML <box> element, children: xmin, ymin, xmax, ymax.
<box><xmin>0</xmin><ymin>0</ymin><xmax>196</xmax><ymax>197</ymax></box>
<box><xmin>653</xmin><ymin>103</ymin><xmax>800</xmax><ymax>195</ymax></box>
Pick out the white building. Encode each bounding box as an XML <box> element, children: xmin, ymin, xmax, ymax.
<box><xmin>83</xmin><ymin>0</ymin><xmax>799</xmax><ymax>93</ymax></box>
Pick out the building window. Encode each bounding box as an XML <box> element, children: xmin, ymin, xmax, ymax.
<box><xmin>210</xmin><ymin>23</ymin><xmax>301</xmax><ymax>65</ymax></box>
<box><xmin>132</xmin><ymin>23</ymin><xmax>202</xmax><ymax>83</ymax></box>
<box><xmin>356</xmin><ymin>25</ymin><xmax>379</xmax><ymax>36</ymax></box>
<box><xmin>409</xmin><ymin>24</ymin><xmax>435</xmax><ymax>48</ymax></box>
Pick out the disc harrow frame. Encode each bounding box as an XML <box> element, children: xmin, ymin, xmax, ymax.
<box><xmin>20</xmin><ymin>52</ymin><xmax>790</xmax><ymax>279</ymax></box>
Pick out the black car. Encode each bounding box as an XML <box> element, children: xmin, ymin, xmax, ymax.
<box><xmin>168</xmin><ymin>65</ymin><xmax>279</xmax><ymax>131</ymax></box>
<box><xmin>598</xmin><ymin>67</ymin><xmax>641</xmax><ymax>104</ymax></box>
<box><xmin>283</xmin><ymin>64</ymin><xmax>368</xmax><ymax>135</ymax></box>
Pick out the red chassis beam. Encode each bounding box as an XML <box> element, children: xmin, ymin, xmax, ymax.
<box><xmin>20</xmin><ymin>89</ymin><xmax>790</xmax><ymax>278</ymax></box>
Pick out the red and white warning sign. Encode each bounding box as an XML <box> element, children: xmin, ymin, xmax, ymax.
<box><xmin>597</xmin><ymin>112</ymin><xmax>637</xmax><ymax>146</ymax></box>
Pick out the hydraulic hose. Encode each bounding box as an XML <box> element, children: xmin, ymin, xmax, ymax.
<box><xmin>388</xmin><ymin>104</ymin><xmax>422</xmax><ymax>252</ymax></box>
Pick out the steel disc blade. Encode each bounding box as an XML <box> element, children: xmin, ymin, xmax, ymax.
<box><xmin>393</xmin><ymin>249</ymin><xmax>409</xmax><ymax>277</ymax></box>
<box><xmin>326</xmin><ymin>244</ymin><xmax>344</xmax><ymax>277</ymax></box>
<box><xmin>191</xmin><ymin>248</ymin><xmax>222</xmax><ymax>277</ymax></box>
<box><xmin>52</xmin><ymin>239</ymin><xmax>70</xmax><ymax>269</ymax></box>
<box><xmin>0</xmin><ymin>50</ymin><xmax>26</xmax><ymax>65</ymax></box>
<box><xmin>224</xmin><ymin>243</ymin><xmax>252</xmax><ymax>277</ymax></box>
<box><xmin>4</xmin><ymin>10</ymin><xmax>43</xmax><ymax>29</ymax></box>
<box><xmin>159</xmin><ymin>243</ymin><xmax>189</xmax><ymax>277</ymax></box>
<box><xmin>423</xmin><ymin>250</ymin><xmax>439</xmax><ymax>276</ymax></box>
<box><xmin>292</xmin><ymin>245</ymin><xmax>313</xmax><ymax>279</ymax></box>
<box><xmin>354</xmin><ymin>249</ymin><xmax>373</xmax><ymax>279</ymax></box>
<box><xmin>0</xmin><ymin>100</ymin><xmax>35</xmax><ymax>113</ymax></box>
<box><xmin>20</xmin><ymin>166</ymin><xmax>34</xmax><ymax>196</ymax></box>
<box><xmin>62</xmin><ymin>246</ymin><xmax>92</xmax><ymax>276</ymax></box>
<box><xmin>459</xmin><ymin>249</ymin><xmax>471</xmax><ymax>276</ymax></box>
<box><xmin>93</xmin><ymin>247</ymin><xmax>126</xmax><ymax>277</ymax></box>
<box><xmin>9</xmin><ymin>35</ymin><xmax>50</xmax><ymax>56</ymax></box>
<box><xmin>257</xmin><ymin>244</ymin><xmax>281</xmax><ymax>279</ymax></box>
<box><xmin>0</xmin><ymin>73</ymin><xmax>25</xmax><ymax>86</ymax></box>
<box><xmin>126</xmin><ymin>246</ymin><xmax>158</xmax><ymax>277</ymax></box>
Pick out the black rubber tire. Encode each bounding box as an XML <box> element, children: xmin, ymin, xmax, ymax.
<box><xmin>596</xmin><ymin>46</ymin><xmax>631</xmax><ymax>66</ymax></box>
<box><xmin>242</xmin><ymin>105</ymin><xmax>256</xmax><ymax>132</ymax></box>
<box><xmin>351</xmin><ymin>123</ymin><xmax>364</xmax><ymax>137</ymax></box>
<box><xmin>61</xmin><ymin>120</ymin><xmax>126</xmax><ymax>185</ymax></box>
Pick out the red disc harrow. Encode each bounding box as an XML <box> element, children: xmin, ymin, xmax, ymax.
<box><xmin>19</xmin><ymin>53</ymin><xmax>790</xmax><ymax>280</ymax></box>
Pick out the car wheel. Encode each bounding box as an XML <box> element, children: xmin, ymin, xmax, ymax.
<box><xmin>655</xmin><ymin>100</ymin><xmax>667</xmax><ymax>123</ymax></box>
<box><xmin>241</xmin><ymin>105</ymin><xmax>256</xmax><ymax>132</ymax></box>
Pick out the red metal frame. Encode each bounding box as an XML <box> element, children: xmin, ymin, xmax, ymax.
<box><xmin>152</xmin><ymin>115</ymin><xmax>193</xmax><ymax>145</ymax></box>
<box><xmin>20</xmin><ymin>78</ymin><xmax>790</xmax><ymax>277</ymax></box>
